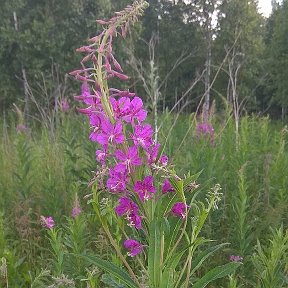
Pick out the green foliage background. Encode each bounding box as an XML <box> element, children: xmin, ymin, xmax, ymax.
<box><xmin>1</xmin><ymin>0</ymin><xmax>288</xmax><ymax>118</ymax></box>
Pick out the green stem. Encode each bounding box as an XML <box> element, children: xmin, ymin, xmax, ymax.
<box><xmin>101</xmin><ymin>221</ymin><xmax>142</xmax><ymax>287</ymax></box>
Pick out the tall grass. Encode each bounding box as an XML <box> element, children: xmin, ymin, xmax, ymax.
<box><xmin>0</xmin><ymin>111</ymin><xmax>287</xmax><ymax>286</ymax></box>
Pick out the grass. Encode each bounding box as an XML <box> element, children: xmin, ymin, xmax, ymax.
<box><xmin>0</xmin><ymin>110</ymin><xmax>287</xmax><ymax>287</ymax></box>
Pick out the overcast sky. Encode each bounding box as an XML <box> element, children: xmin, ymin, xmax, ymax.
<box><xmin>258</xmin><ymin>0</ymin><xmax>272</xmax><ymax>17</ymax></box>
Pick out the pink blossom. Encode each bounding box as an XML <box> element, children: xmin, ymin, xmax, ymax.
<box><xmin>147</xmin><ymin>142</ymin><xmax>160</xmax><ymax>164</ymax></box>
<box><xmin>95</xmin><ymin>119</ymin><xmax>125</xmax><ymax>146</ymax></box>
<box><xmin>171</xmin><ymin>202</ymin><xmax>190</xmax><ymax>219</ymax></box>
<box><xmin>162</xmin><ymin>179</ymin><xmax>174</xmax><ymax>194</ymax></box>
<box><xmin>16</xmin><ymin>124</ymin><xmax>27</xmax><ymax>134</ymax></box>
<box><xmin>40</xmin><ymin>216</ymin><xmax>55</xmax><ymax>229</ymax></box>
<box><xmin>96</xmin><ymin>149</ymin><xmax>107</xmax><ymax>165</ymax></box>
<box><xmin>134</xmin><ymin>175</ymin><xmax>156</xmax><ymax>202</ymax></box>
<box><xmin>89</xmin><ymin>114</ymin><xmax>103</xmax><ymax>141</ymax></box>
<box><xmin>115</xmin><ymin>197</ymin><xmax>138</xmax><ymax>216</ymax></box>
<box><xmin>122</xmin><ymin>97</ymin><xmax>147</xmax><ymax>124</ymax></box>
<box><xmin>229</xmin><ymin>255</ymin><xmax>243</xmax><ymax>262</ymax></box>
<box><xmin>115</xmin><ymin>197</ymin><xmax>142</xmax><ymax>229</ymax></box>
<box><xmin>60</xmin><ymin>98</ymin><xmax>70</xmax><ymax>112</ymax></box>
<box><xmin>81</xmin><ymin>83</ymin><xmax>91</xmax><ymax>102</ymax></box>
<box><xmin>196</xmin><ymin>122</ymin><xmax>214</xmax><ymax>136</ymax></box>
<box><xmin>107</xmin><ymin>168</ymin><xmax>127</xmax><ymax>193</ymax></box>
<box><xmin>127</xmin><ymin>212</ymin><xmax>142</xmax><ymax>229</ymax></box>
<box><xmin>110</xmin><ymin>97</ymin><xmax>130</xmax><ymax>119</ymax></box>
<box><xmin>124</xmin><ymin>239</ymin><xmax>143</xmax><ymax>257</ymax></box>
<box><xmin>132</xmin><ymin>124</ymin><xmax>153</xmax><ymax>149</ymax></box>
<box><xmin>71</xmin><ymin>205</ymin><xmax>81</xmax><ymax>218</ymax></box>
<box><xmin>159</xmin><ymin>155</ymin><xmax>168</xmax><ymax>166</ymax></box>
<box><xmin>114</xmin><ymin>146</ymin><xmax>142</xmax><ymax>173</ymax></box>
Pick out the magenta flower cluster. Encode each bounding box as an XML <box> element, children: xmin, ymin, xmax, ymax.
<box><xmin>196</xmin><ymin>122</ymin><xmax>214</xmax><ymax>136</ymax></box>
<box><xmin>229</xmin><ymin>255</ymin><xmax>243</xmax><ymax>262</ymax></box>
<box><xmin>71</xmin><ymin>3</ymin><xmax>189</xmax><ymax>257</ymax></box>
<box><xmin>40</xmin><ymin>216</ymin><xmax>55</xmax><ymax>229</ymax></box>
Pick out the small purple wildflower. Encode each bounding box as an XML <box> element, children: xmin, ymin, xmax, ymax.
<box><xmin>171</xmin><ymin>202</ymin><xmax>190</xmax><ymax>219</ymax></box>
<box><xmin>115</xmin><ymin>197</ymin><xmax>142</xmax><ymax>229</ymax></box>
<box><xmin>132</xmin><ymin>124</ymin><xmax>153</xmax><ymax>149</ymax></box>
<box><xmin>95</xmin><ymin>120</ymin><xmax>125</xmax><ymax>146</ymax></box>
<box><xmin>110</xmin><ymin>97</ymin><xmax>130</xmax><ymax>119</ymax></box>
<box><xmin>59</xmin><ymin>98</ymin><xmax>70</xmax><ymax>112</ymax></box>
<box><xmin>107</xmin><ymin>168</ymin><xmax>127</xmax><ymax>193</ymax></box>
<box><xmin>96</xmin><ymin>149</ymin><xmax>107</xmax><ymax>165</ymax></box>
<box><xmin>159</xmin><ymin>155</ymin><xmax>168</xmax><ymax>166</ymax></box>
<box><xmin>81</xmin><ymin>82</ymin><xmax>92</xmax><ymax>104</ymax></box>
<box><xmin>162</xmin><ymin>179</ymin><xmax>174</xmax><ymax>194</ymax></box>
<box><xmin>229</xmin><ymin>255</ymin><xmax>243</xmax><ymax>262</ymax></box>
<box><xmin>122</xmin><ymin>97</ymin><xmax>147</xmax><ymax>124</ymax></box>
<box><xmin>71</xmin><ymin>198</ymin><xmax>82</xmax><ymax>218</ymax></box>
<box><xmin>40</xmin><ymin>216</ymin><xmax>55</xmax><ymax>229</ymax></box>
<box><xmin>124</xmin><ymin>239</ymin><xmax>143</xmax><ymax>257</ymax></box>
<box><xmin>16</xmin><ymin>124</ymin><xmax>27</xmax><ymax>134</ymax></box>
<box><xmin>147</xmin><ymin>142</ymin><xmax>161</xmax><ymax>164</ymax></box>
<box><xmin>127</xmin><ymin>212</ymin><xmax>142</xmax><ymax>229</ymax></box>
<box><xmin>115</xmin><ymin>197</ymin><xmax>138</xmax><ymax>216</ymax></box>
<box><xmin>196</xmin><ymin>122</ymin><xmax>214</xmax><ymax>136</ymax></box>
<box><xmin>114</xmin><ymin>146</ymin><xmax>142</xmax><ymax>173</ymax></box>
<box><xmin>71</xmin><ymin>206</ymin><xmax>81</xmax><ymax>218</ymax></box>
<box><xmin>134</xmin><ymin>175</ymin><xmax>156</xmax><ymax>202</ymax></box>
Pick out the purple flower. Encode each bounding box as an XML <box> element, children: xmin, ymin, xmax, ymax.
<box><xmin>124</xmin><ymin>239</ymin><xmax>143</xmax><ymax>257</ymax></box>
<box><xmin>132</xmin><ymin>124</ymin><xmax>153</xmax><ymax>149</ymax></box>
<box><xmin>107</xmin><ymin>168</ymin><xmax>127</xmax><ymax>193</ymax></box>
<box><xmin>110</xmin><ymin>97</ymin><xmax>130</xmax><ymax>119</ymax></box>
<box><xmin>134</xmin><ymin>175</ymin><xmax>156</xmax><ymax>202</ymax></box>
<box><xmin>89</xmin><ymin>113</ymin><xmax>104</xmax><ymax>141</ymax></box>
<box><xmin>71</xmin><ymin>206</ymin><xmax>81</xmax><ymax>218</ymax></box>
<box><xmin>127</xmin><ymin>212</ymin><xmax>142</xmax><ymax>229</ymax></box>
<box><xmin>162</xmin><ymin>179</ymin><xmax>174</xmax><ymax>194</ymax></box>
<box><xmin>96</xmin><ymin>149</ymin><xmax>107</xmax><ymax>165</ymax></box>
<box><xmin>59</xmin><ymin>98</ymin><xmax>70</xmax><ymax>112</ymax></box>
<box><xmin>122</xmin><ymin>97</ymin><xmax>147</xmax><ymax>124</ymax></box>
<box><xmin>115</xmin><ymin>197</ymin><xmax>142</xmax><ymax>229</ymax></box>
<box><xmin>171</xmin><ymin>202</ymin><xmax>189</xmax><ymax>219</ymax></box>
<box><xmin>196</xmin><ymin>122</ymin><xmax>214</xmax><ymax>136</ymax></box>
<box><xmin>114</xmin><ymin>146</ymin><xmax>142</xmax><ymax>173</ymax></box>
<box><xmin>40</xmin><ymin>216</ymin><xmax>55</xmax><ymax>229</ymax></box>
<box><xmin>159</xmin><ymin>155</ymin><xmax>168</xmax><ymax>166</ymax></box>
<box><xmin>81</xmin><ymin>82</ymin><xmax>93</xmax><ymax>105</ymax></box>
<box><xmin>95</xmin><ymin>119</ymin><xmax>125</xmax><ymax>146</ymax></box>
<box><xmin>229</xmin><ymin>255</ymin><xmax>243</xmax><ymax>262</ymax></box>
<box><xmin>115</xmin><ymin>197</ymin><xmax>138</xmax><ymax>216</ymax></box>
<box><xmin>16</xmin><ymin>124</ymin><xmax>27</xmax><ymax>134</ymax></box>
<box><xmin>147</xmin><ymin>142</ymin><xmax>160</xmax><ymax>164</ymax></box>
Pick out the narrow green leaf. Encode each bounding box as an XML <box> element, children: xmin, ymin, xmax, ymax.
<box><xmin>190</xmin><ymin>243</ymin><xmax>229</xmax><ymax>275</ymax></box>
<box><xmin>161</xmin><ymin>249</ymin><xmax>187</xmax><ymax>288</ymax></box>
<box><xmin>78</xmin><ymin>254</ymin><xmax>138</xmax><ymax>288</ymax></box>
<box><xmin>148</xmin><ymin>220</ymin><xmax>162</xmax><ymax>288</ymax></box>
<box><xmin>192</xmin><ymin>262</ymin><xmax>242</xmax><ymax>288</ymax></box>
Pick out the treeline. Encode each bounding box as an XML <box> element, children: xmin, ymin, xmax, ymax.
<box><xmin>0</xmin><ymin>0</ymin><xmax>288</xmax><ymax>118</ymax></box>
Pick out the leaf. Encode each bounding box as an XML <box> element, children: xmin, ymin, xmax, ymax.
<box><xmin>192</xmin><ymin>262</ymin><xmax>242</xmax><ymax>288</ymax></box>
<box><xmin>101</xmin><ymin>274</ymin><xmax>126</xmax><ymax>288</ymax></box>
<box><xmin>183</xmin><ymin>170</ymin><xmax>202</xmax><ymax>190</ymax></box>
<box><xmin>148</xmin><ymin>219</ymin><xmax>162</xmax><ymax>287</ymax></box>
<box><xmin>190</xmin><ymin>243</ymin><xmax>229</xmax><ymax>275</ymax></box>
<box><xmin>161</xmin><ymin>249</ymin><xmax>187</xmax><ymax>288</ymax></box>
<box><xmin>77</xmin><ymin>254</ymin><xmax>138</xmax><ymax>288</ymax></box>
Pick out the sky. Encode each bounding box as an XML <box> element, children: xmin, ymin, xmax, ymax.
<box><xmin>258</xmin><ymin>0</ymin><xmax>272</xmax><ymax>17</ymax></box>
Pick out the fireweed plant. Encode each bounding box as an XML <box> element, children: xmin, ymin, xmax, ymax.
<box><xmin>66</xmin><ymin>1</ymin><xmax>241</xmax><ymax>287</ymax></box>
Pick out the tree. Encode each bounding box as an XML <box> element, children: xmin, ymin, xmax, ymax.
<box><xmin>0</xmin><ymin>0</ymin><xmax>111</xmax><ymax>111</ymax></box>
<box><xmin>265</xmin><ymin>0</ymin><xmax>288</xmax><ymax>119</ymax></box>
<box><xmin>214</xmin><ymin>0</ymin><xmax>265</xmax><ymax>112</ymax></box>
